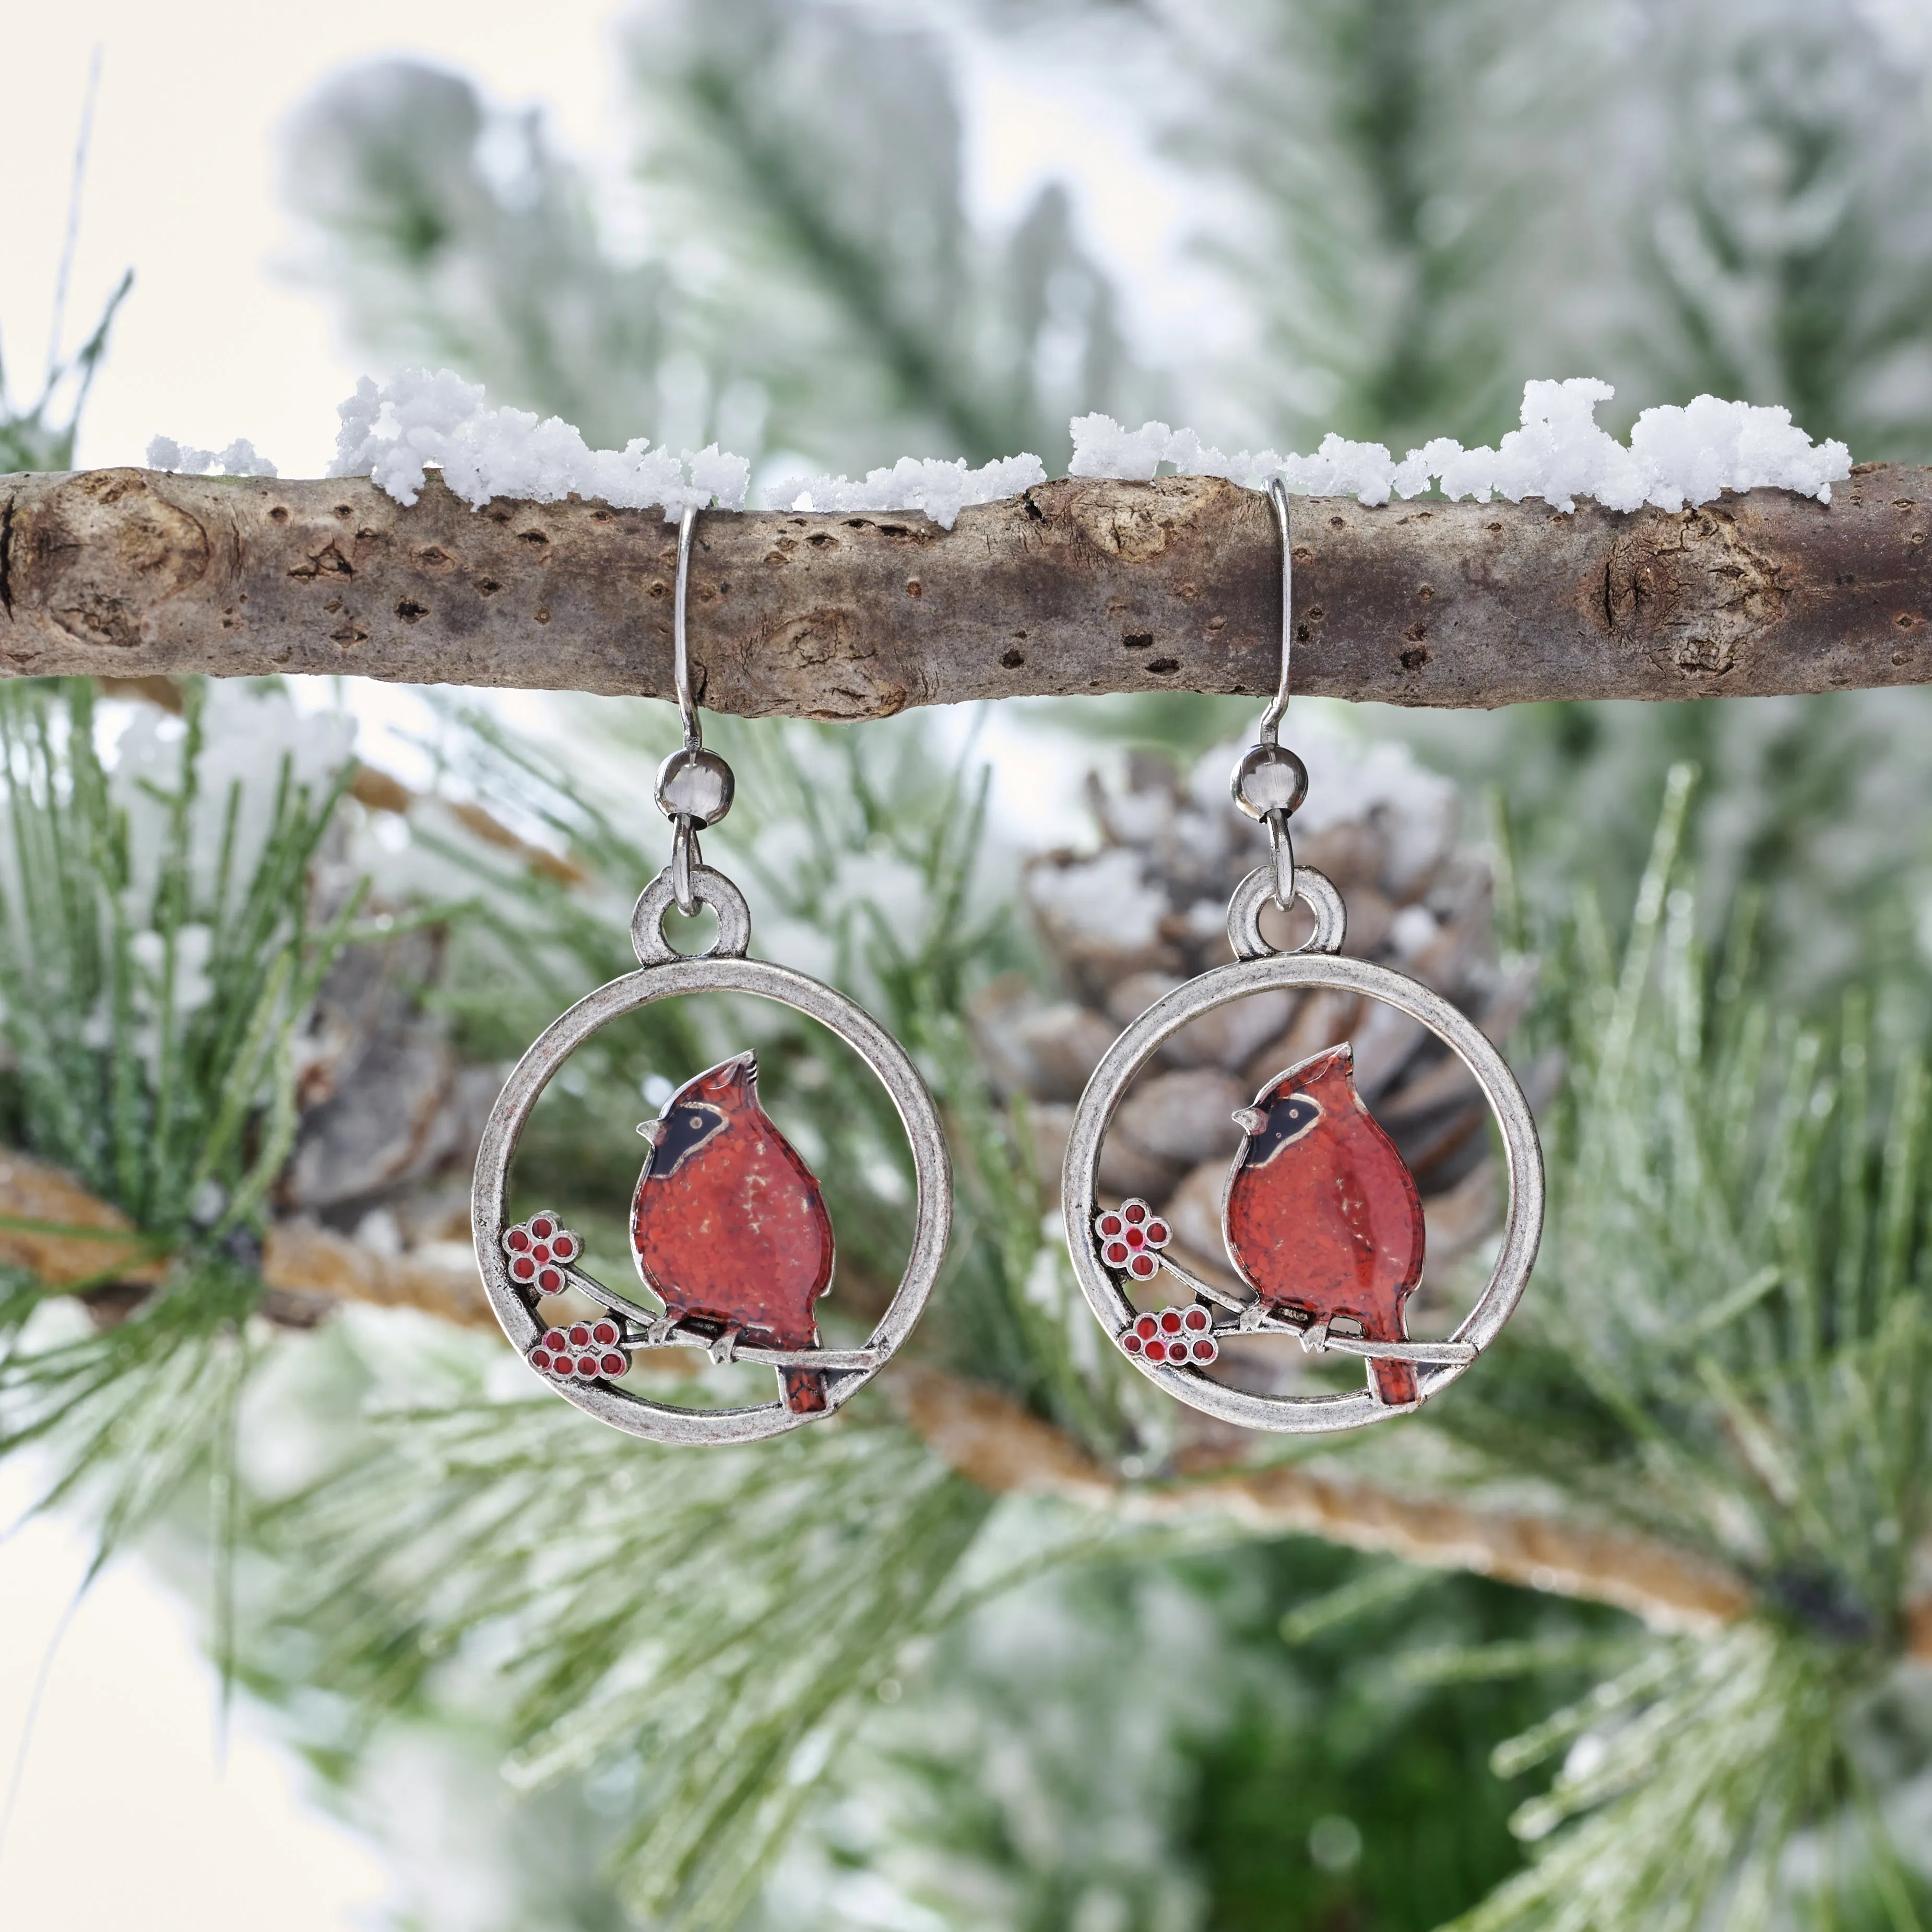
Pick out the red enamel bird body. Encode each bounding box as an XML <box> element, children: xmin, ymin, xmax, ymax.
<box><xmin>630</xmin><ymin>1052</ymin><xmax>835</xmax><ymax>1413</ymax></box>
<box><xmin>1222</xmin><ymin>1042</ymin><xmax>1426</xmax><ymax>1406</ymax></box>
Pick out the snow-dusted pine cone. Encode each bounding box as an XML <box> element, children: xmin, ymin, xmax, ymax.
<box><xmin>974</xmin><ymin>731</ymin><xmax>1533</xmax><ymax>1294</ymax></box>
<box><xmin>280</xmin><ymin>923</ymin><xmax>499</xmax><ymax>1247</ymax></box>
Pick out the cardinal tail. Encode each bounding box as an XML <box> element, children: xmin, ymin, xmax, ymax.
<box><xmin>780</xmin><ymin>1367</ymin><xmax>829</xmax><ymax>1414</ymax></box>
<box><xmin>1370</xmin><ymin>1358</ymin><xmax>1419</xmax><ymax>1407</ymax></box>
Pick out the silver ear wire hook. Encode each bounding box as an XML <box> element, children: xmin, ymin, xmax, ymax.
<box><xmin>1259</xmin><ymin>477</ymin><xmax>1293</xmax><ymax>748</ymax></box>
<box><xmin>655</xmin><ymin>502</ymin><xmax>736</xmax><ymax>918</ymax></box>
<box><xmin>1230</xmin><ymin>478</ymin><xmax>1309</xmax><ymax>909</ymax></box>
<box><xmin>673</xmin><ymin>503</ymin><xmax>701</xmax><ymax>754</ymax></box>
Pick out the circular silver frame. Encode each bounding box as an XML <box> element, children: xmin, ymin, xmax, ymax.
<box><xmin>473</xmin><ymin>884</ymin><xmax>951</xmax><ymax>1445</ymax></box>
<box><xmin>1063</xmin><ymin>875</ymin><xmax>1543</xmax><ymax>1434</ymax></box>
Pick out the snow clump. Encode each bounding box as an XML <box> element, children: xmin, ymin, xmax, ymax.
<box><xmin>145</xmin><ymin>435</ymin><xmax>278</xmax><ymax>479</ymax></box>
<box><xmin>327</xmin><ymin>369</ymin><xmax>750</xmax><ymax>520</ymax></box>
<box><xmin>766</xmin><ymin>452</ymin><xmax>1048</xmax><ymax>530</ymax></box>
<box><xmin>1073</xmin><ymin>378</ymin><xmax>1851</xmax><ymax>512</ymax></box>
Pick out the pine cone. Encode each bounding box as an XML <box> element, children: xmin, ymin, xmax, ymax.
<box><xmin>279</xmin><ymin>922</ymin><xmax>497</xmax><ymax>1249</ymax></box>
<box><xmin>976</xmin><ymin>732</ymin><xmax>1533</xmax><ymax>1300</ymax></box>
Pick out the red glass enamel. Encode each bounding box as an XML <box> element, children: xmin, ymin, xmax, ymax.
<box><xmin>1223</xmin><ymin>1042</ymin><xmax>1426</xmax><ymax>1406</ymax></box>
<box><xmin>631</xmin><ymin>1054</ymin><xmax>835</xmax><ymax>1413</ymax></box>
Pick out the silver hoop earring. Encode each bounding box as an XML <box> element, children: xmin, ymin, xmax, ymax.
<box><xmin>471</xmin><ymin>506</ymin><xmax>952</xmax><ymax>1445</ymax></box>
<box><xmin>1061</xmin><ymin>480</ymin><xmax>1543</xmax><ymax>1433</ymax></box>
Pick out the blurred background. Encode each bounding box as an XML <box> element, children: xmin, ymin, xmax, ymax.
<box><xmin>6</xmin><ymin>2</ymin><xmax>1932</xmax><ymax>1928</ymax></box>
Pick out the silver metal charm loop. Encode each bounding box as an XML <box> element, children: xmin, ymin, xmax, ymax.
<box><xmin>670</xmin><ymin>815</ymin><xmax>701</xmax><ymax>916</ymax></box>
<box><xmin>1063</xmin><ymin>951</ymin><xmax>1543</xmax><ymax>1434</ymax></box>
<box><xmin>1227</xmin><ymin>863</ymin><xmax>1347</xmax><ymax>959</ymax></box>
<box><xmin>473</xmin><ymin>956</ymin><xmax>952</xmax><ymax>1446</ymax></box>
<box><xmin>1266</xmin><ymin>809</ymin><xmax>1295</xmax><ymax>908</ymax></box>
<box><xmin>632</xmin><ymin>862</ymin><xmax>751</xmax><ymax>964</ymax></box>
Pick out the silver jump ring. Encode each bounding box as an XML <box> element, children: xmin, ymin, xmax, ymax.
<box><xmin>1062</xmin><ymin>951</ymin><xmax>1543</xmax><ymax>1433</ymax></box>
<box><xmin>1266</xmin><ymin>810</ymin><xmax>1295</xmax><ymax>909</ymax></box>
<box><xmin>473</xmin><ymin>956</ymin><xmax>952</xmax><ymax>1446</ymax></box>
<box><xmin>670</xmin><ymin>815</ymin><xmax>701</xmax><ymax>917</ymax></box>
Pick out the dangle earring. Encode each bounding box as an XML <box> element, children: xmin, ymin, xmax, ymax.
<box><xmin>472</xmin><ymin>506</ymin><xmax>952</xmax><ymax>1444</ymax></box>
<box><xmin>1061</xmin><ymin>482</ymin><xmax>1543</xmax><ymax>1433</ymax></box>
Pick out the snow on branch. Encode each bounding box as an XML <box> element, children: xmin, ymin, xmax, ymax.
<box><xmin>145</xmin><ymin>433</ymin><xmax>278</xmax><ymax>480</ymax></box>
<box><xmin>144</xmin><ymin>370</ymin><xmax>1850</xmax><ymax>528</ymax></box>
<box><xmin>1071</xmin><ymin>378</ymin><xmax>1852</xmax><ymax>514</ymax></box>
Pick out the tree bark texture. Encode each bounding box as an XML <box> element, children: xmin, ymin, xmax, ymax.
<box><xmin>4</xmin><ymin>464</ymin><xmax>1931</xmax><ymax>716</ymax></box>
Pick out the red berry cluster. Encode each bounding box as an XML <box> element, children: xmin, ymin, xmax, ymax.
<box><xmin>1120</xmin><ymin>1304</ymin><xmax>1219</xmax><ymax>1366</ymax></box>
<box><xmin>1094</xmin><ymin>1199</ymin><xmax>1170</xmax><ymax>1282</ymax></box>
<box><xmin>503</xmin><ymin>1212</ymin><xmax>582</xmax><ymax>1297</ymax></box>
<box><xmin>530</xmin><ymin>1317</ymin><xmax>630</xmax><ymax>1382</ymax></box>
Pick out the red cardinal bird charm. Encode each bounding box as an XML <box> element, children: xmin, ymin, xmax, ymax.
<box><xmin>1223</xmin><ymin>1042</ymin><xmax>1426</xmax><ymax>1406</ymax></box>
<box><xmin>631</xmin><ymin>1052</ymin><xmax>835</xmax><ymax>1413</ymax></box>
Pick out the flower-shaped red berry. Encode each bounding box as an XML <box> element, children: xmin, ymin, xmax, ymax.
<box><xmin>503</xmin><ymin>1212</ymin><xmax>583</xmax><ymax>1298</ymax></box>
<box><xmin>529</xmin><ymin>1315</ymin><xmax>630</xmax><ymax>1383</ymax></box>
<box><xmin>1118</xmin><ymin>1303</ymin><xmax>1218</xmax><ymax>1367</ymax></box>
<box><xmin>1093</xmin><ymin>1198</ymin><xmax>1171</xmax><ymax>1283</ymax></box>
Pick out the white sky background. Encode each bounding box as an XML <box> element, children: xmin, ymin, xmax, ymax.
<box><xmin>4</xmin><ymin>3</ymin><xmax>1207</xmax><ymax>480</ymax></box>
<box><xmin>0</xmin><ymin>1457</ymin><xmax>390</xmax><ymax>1927</ymax></box>
<box><xmin>0</xmin><ymin>7</ymin><xmax>1204</xmax><ymax>1927</ymax></box>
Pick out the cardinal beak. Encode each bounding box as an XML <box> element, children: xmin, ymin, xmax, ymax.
<box><xmin>1231</xmin><ymin>1108</ymin><xmax>1266</xmax><ymax>1135</ymax></box>
<box><xmin>636</xmin><ymin>1119</ymin><xmax>666</xmax><ymax>1145</ymax></box>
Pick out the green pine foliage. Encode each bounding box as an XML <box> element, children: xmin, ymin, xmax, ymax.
<box><xmin>0</xmin><ymin>679</ymin><xmax>360</xmax><ymax>1579</ymax></box>
<box><xmin>255</xmin><ymin>1380</ymin><xmax>992</xmax><ymax>1931</ymax></box>
<box><xmin>283</xmin><ymin>65</ymin><xmax>670</xmax><ymax>454</ymax></box>
<box><xmin>1405</xmin><ymin>769</ymin><xmax>1932</xmax><ymax>1929</ymax></box>
<box><xmin>1632</xmin><ymin>0</ymin><xmax>1932</xmax><ymax>465</ymax></box>
<box><xmin>0</xmin><ymin>671</ymin><xmax>1927</xmax><ymax>1928</ymax></box>
<box><xmin>0</xmin><ymin>270</ymin><xmax>129</xmax><ymax>473</ymax></box>
<box><xmin>619</xmin><ymin>0</ymin><xmax>1143</xmax><ymax>471</ymax></box>
<box><xmin>214</xmin><ymin>720</ymin><xmax>1931</xmax><ymax>1930</ymax></box>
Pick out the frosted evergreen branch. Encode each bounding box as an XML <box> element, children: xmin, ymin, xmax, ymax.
<box><xmin>2</xmin><ymin>1141</ymin><xmax>1882</xmax><ymax>1643</ymax></box>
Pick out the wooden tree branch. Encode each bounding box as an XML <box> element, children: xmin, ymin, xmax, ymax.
<box><xmin>894</xmin><ymin>1367</ymin><xmax>1757</xmax><ymax>1637</ymax></box>
<box><xmin>4</xmin><ymin>464</ymin><xmax>1931</xmax><ymax>716</ymax></box>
